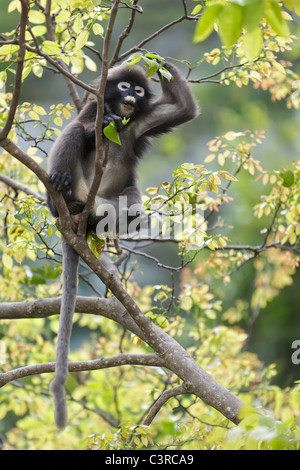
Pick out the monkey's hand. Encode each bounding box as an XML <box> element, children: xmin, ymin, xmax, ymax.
<box><xmin>50</xmin><ymin>172</ymin><xmax>72</xmax><ymax>197</ymax></box>
<box><xmin>102</xmin><ymin>114</ymin><xmax>123</xmax><ymax>132</ymax></box>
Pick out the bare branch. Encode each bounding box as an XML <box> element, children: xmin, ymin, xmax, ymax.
<box><xmin>143</xmin><ymin>385</ymin><xmax>187</xmax><ymax>426</ymax></box>
<box><xmin>0</xmin><ymin>0</ymin><xmax>29</xmax><ymax>141</ymax></box>
<box><xmin>43</xmin><ymin>0</ymin><xmax>82</xmax><ymax>110</ymax></box>
<box><xmin>117</xmin><ymin>2</ymin><xmax>195</xmax><ymax>64</ymax></box>
<box><xmin>0</xmin><ymin>172</ymin><xmax>46</xmax><ymax>202</ymax></box>
<box><xmin>0</xmin><ymin>354</ymin><xmax>164</xmax><ymax>388</ymax></box>
<box><xmin>110</xmin><ymin>0</ymin><xmax>141</xmax><ymax>66</ymax></box>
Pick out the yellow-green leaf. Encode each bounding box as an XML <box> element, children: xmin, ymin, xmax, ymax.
<box><xmin>29</xmin><ymin>10</ymin><xmax>45</xmax><ymax>24</ymax></box>
<box><xmin>42</xmin><ymin>40</ymin><xmax>61</xmax><ymax>55</ymax></box>
<box><xmin>73</xmin><ymin>15</ymin><xmax>83</xmax><ymax>34</ymax></box>
<box><xmin>218</xmin><ymin>3</ymin><xmax>243</xmax><ymax>48</ymax></box>
<box><xmin>265</xmin><ymin>1</ymin><xmax>289</xmax><ymax>37</ymax></box>
<box><xmin>3</xmin><ymin>254</ymin><xmax>13</xmax><ymax>270</ymax></box>
<box><xmin>194</xmin><ymin>4</ymin><xmax>224</xmax><ymax>43</ymax></box>
<box><xmin>92</xmin><ymin>22</ymin><xmax>104</xmax><ymax>36</ymax></box>
<box><xmin>75</xmin><ymin>30</ymin><xmax>89</xmax><ymax>50</ymax></box>
<box><xmin>243</xmin><ymin>27</ymin><xmax>263</xmax><ymax>61</ymax></box>
<box><xmin>0</xmin><ymin>44</ymin><xmax>19</xmax><ymax>55</ymax></box>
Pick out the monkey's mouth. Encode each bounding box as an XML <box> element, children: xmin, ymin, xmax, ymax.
<box><xmin>123</xmin><ymin>101</ymin><xmax>134</xmax><ymax>109</ymax></box>
<box><xmin>121</xmin><ymin>99</ymin><xmax>135</xmax><ymax>117</ymax></box>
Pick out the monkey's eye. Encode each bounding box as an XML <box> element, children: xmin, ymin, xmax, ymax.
<box><xmin>135</xmin><ymin>86</ymin><xmax>145</xmax><ymax>97</ymax></box>
<box><xmin>118</xmin><ymin>81</ymin><xmax>131</xmax><ymax>91</ymax></box>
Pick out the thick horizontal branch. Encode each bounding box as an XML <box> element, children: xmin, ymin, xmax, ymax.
<box><xmin>0</xmin><ymin>295</ymin><xmax>148</xmax><ymax>344</ymax></box>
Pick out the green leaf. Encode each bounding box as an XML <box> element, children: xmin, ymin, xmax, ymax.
<box><xmin>0</xmin><ymin>44</ymin><xmax>19</xmax><ymax>55</ymax></box>
<box><xmin>191</xmin><ymin>4</ymin><xmax>202</xmax><ymax>15</ymax></box>
<box><xmin>29</xmin><ymin>110</ymin><xmax>40</xmax><ymax>120</ymax></box>
<box><xmin>85</xmin><ymin>56</ymin><xmax>97</xmax><ymax>72</ymax></box>
<box><xmin>103</xmin><ymin>121</ymin><xmax>121</xmax><ymax>145</ymax></box>
<box><xmin>41</xmin><ymin>40</ymin><xmax>61</xmax><ymax>55</ymax></box>
<box><xmin>123</xmin><ymin>52</ymin><xmax>143</xmax><ymax>66</ymax></box>
<box><xmin>265</xmin><ymin>0</ymin><xmax>289</xmax><ymax>37</ymax></box>
<box><xmin>159</xmin><ymin>66</ymin><xmax>173</xmax><ymax>81</ymax></box>
<box><xmin>243</xmin><ymin>27</ymin><xmax>263</xmax><ymax>61</ymax></box>
<box><xmin>87</xmin><ymin>233</ymin><xmax>105</xmax><ymax>257</ymax></box>
<box><xmin>2</xmin><ymin>254</ymin><xmax>13</xmax><ymax>270</ymax></box>
<box><xmin>279</xmin><ymin>170</ymin><xmax>294</xmax><ymax>187</ymax></box>
<box><xmin>145</xmin><ymin>52</ymin><xmax>165</xmax><ymax>61</ymax></box>
<box><xmin>31</xmin><ymin>25</ymin><xmax>47</xmax><ymax>37</ymax></box>
<box><xmin>73</xmin><ymin>15</ymin><xmax>83</xmax><ymax>34</ymax></box>
<box><xmin>145</xmin><ymin>63</ymin><xmax>159</xmax><ymax>77</ymax></box>
<box><xmin>28</xmin><ymin>10</ymin><xmax>45</xmax><ymax>24</ymax></box>
<box><xmin>92</xmin><ymin>22</ymin><xmax>104</xmax><ymax>36</ymax></box>
<box><xmin>75</xmin><ymin>30</ymin><xmax>89</xmax><ymax>50</ymax></box>
<box><xmin>218</xmin><ymin>3</ymin><xmax>243</xmax><ymax>48</ymax></box>
<box><xmin>193</xmin><ymin>4</ymin><xmax>224</xmax><ymax>43</ymax></box>
<box><xmin>243</xmin><ymin>0</ymin><xmax>265</xmax><ymax>31</ymax></box>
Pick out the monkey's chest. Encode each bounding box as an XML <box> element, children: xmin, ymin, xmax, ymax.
<box><xmin>98</xmin><ymin>159</ymin><xmax>129</xmax><ymax>197</ymax></box>
<box><xmin>76</xmin><ymin>150</ymin><xmax>130</xmax><ymax>200</ymax></box>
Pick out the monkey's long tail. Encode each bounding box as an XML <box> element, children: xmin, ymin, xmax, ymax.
<box><xmin>50</xmin><ymin>236</ymin><xmax>79</xmax><ymax>429</ymax></box>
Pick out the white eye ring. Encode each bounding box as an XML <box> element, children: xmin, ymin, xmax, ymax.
<box><xmin>135</xmin><ymin>86</ymin><xmax>145</xmax><ymax>97</ymax></box>
<box><xmin>118</xmin><ymin>81</ymin><xmax>130</xmax><ymax>91</ymax></box>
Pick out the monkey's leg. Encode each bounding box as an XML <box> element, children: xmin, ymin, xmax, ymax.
<box><xmin>50</xmin><ymin>236</ymin><xmax>79</xmax><ymax>429</ymax></box>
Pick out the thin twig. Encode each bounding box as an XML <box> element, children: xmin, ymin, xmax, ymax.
<box><xmin>0</xmin><ymin>0</ymin><xmax>29</xmax><ymax>141</ymax></box>
<box><xmin>110</xmin><ymin>0</ymin><xmax>141</xmax><ymax>66</ymax></box>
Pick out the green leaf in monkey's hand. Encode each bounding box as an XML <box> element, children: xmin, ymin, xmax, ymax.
<box><xmin>103</xmin><ymin>121</ymin><xmax>121</xmax><ymax>145</ymax></box>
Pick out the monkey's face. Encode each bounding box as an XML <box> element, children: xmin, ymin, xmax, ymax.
<box><xmin>117</xmin><ymin>81</ymin><xmax>145</xmax><ymax>118</ymax></box>
<box><xmin>105</xmin><ymin>78</ymin><xmax>150</xmax><ymax>119</ymax></box>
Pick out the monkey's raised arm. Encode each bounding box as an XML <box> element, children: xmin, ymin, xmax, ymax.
<box><xmin>133</xmin><ymin>63</ymin><xmax>199</xmax><ymax>139</ymax></box>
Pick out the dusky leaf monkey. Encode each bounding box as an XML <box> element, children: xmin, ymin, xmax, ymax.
<box><xmin>47</xmin><ymin>61</ymin><xmax>199</xmax><ymax>428</ymax></box>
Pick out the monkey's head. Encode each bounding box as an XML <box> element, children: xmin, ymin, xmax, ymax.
<box><xmin>104</xmin><ymin>65</ymin><xmax>154</xmax><ymax>119</ymax></box>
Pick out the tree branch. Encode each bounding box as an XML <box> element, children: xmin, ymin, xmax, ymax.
<box><xmin>43</xmin><ymin>0</ymin><xmax>82</xmax><ymax>110</ymax></box>
<box><xmin>110</xmin><ymin>0</ymin><xmax>141</xmax><ymax>66</ymax></box>
<box><xmin>0</xmin><ymin>251</ymin><xmax>246</xmax><ymax>425</ymax></box>
<box><xmin>0</xmin><ymin>0</ymin><xmax>29</xmax><ymax>141</ymax></box>
<box><xmin>143</xmin><ymin>385</ymin><xmax>187</xmax><ymax>426</ymax></box>
<box><xmin>0</xmin><ymin>354</ymin><xmax>164</xmax><ymax>388</ymax></box>
<box><xmin>117</xmin><ymin>4</ymin><xmax>195</xmax><ymax>63</ymax></box>
<box><xmin>0</xmin><ymin>172</ymin><xmax>46</xmax><ymax>202</ymax></box>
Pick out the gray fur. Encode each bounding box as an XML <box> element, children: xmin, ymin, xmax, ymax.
<box><xmin>49</xmin><ymin>237</ymin><xmax>79</xmax><ymax>429</ymax></box>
